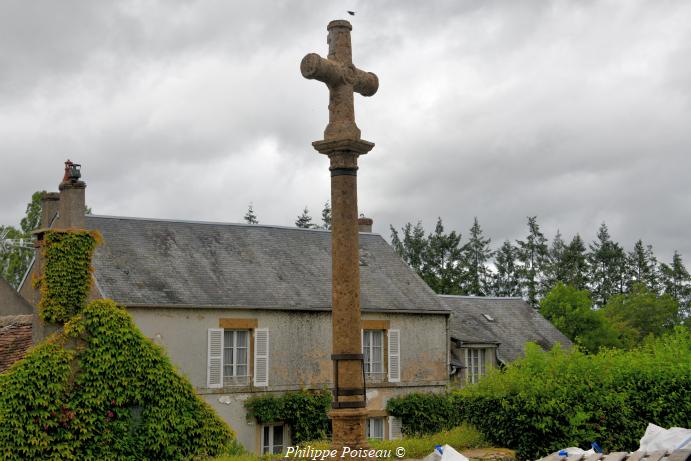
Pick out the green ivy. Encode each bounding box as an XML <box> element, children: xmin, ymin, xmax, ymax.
<box><xmin>38</xmin><ymin>230</ymin><xmax>100</xmax><ymax>323</ymax></box>
<box><xmin>386</xmin><ymin>392</ymin><xmax>464</xmax><ymax>436</ymax></box>
<box><xmin>244</xmin><ymin>390</ymin><xmax>332</xmax><ymax>444</ymax></box>
<box><xmin>0</xmin><ymin>230</ymin><xmax>242</xmax><ymax>460</ymax></box>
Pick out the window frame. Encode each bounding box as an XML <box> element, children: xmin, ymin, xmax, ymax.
<box><xmin>465</xmin><ymin>347</ymin><xmax>486</xmax><ymax>384</ymax></box>
<box><xmin>261</xmin><ymin>423</ymin><xmax>286</xmax><ymax>454</ymax></box>
<box><xmin>363</xmin><ymin>329</ymin><xmax>385</xmax><ymax>380</ymax></box>
<box><xmin>366</xmin><ymin>417</ymin><xmax>385</xmax><ymax>441</ymax></box>
<box><xmin>223</xmin><ymin>329</ymin><xmax>251</xmax><ymax>385</ymax></box>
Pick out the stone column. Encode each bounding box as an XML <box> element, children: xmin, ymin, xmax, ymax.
<box><xmin>314</xmin><ymin>139</ymin><xmax>374</xmax><ymax>450</ymax></box>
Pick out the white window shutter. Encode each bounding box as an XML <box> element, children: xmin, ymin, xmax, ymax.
<box><xmin>388</xmin><ymin>329</ymin><xmax>401</xmax><ymax>383</ymax></box>
<box><xmin>254</xmin><ymin>328</ymin><xmax>270</xmax><ymax>387</ymax></box>
<box><xmin>388</xmin><ymin>416</ymin><xmax>403</xmax><ymax>440</ymax></box>
<box><xmin>207</xmin><ymin>328</ymin><xmax>224</xmax><ymax>388</ymax></box>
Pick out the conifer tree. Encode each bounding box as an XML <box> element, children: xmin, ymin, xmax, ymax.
<box><xmin>544</xmin><ymin>230</ymin><xmax>567</xmax><ymax>292</ymax></box>
<box><xmin>424</xmin><ymin>217</ymin><xmax>463</xmax><ymax>295</ymax></box>
<box><xmin>588</xmin><ymin>223</ymin><xmax>626</xmax><ymax>307</ymax></box>
<box><xmin>243</xmin><ymin>203</ymin><xmax>258</xmax><ymax>224</ymax></box>
<box><xmin>562</xmin><ymin>234</ymin><xmax>589</xmax><ymax>290</ymax></box>
<box><xmin>295</xmin><ymin>206</ymin><xmax>315</xmax><ymax>229</ymax></box>
<box><xmin>627</xmin><ymin>240</ymin><xmax>659</xmax><ymax>292</ymax></box>
<box><xmin>493</xmin><ymin>240</ymin><xmax>521</xmax><ymax>297</ymax></box>
<box><xmin>462</xmin><ymin>217</ymin><xmax>493</xmax><ymax>296</ymax></box>
<box><xmin>516</xmin><ymin>216</ymin><xmax>549</xmax><ymax>307</ymax></box>
<box><xmin>390</xmin><ymin>221</ymin><xmax>427</xmax><ymax>275</ymax></box>
<box><xmin>660</xmin><ymin>250</ymin><xmax>691</xmax><ymax>318</ymax></box>
<box><xmin>320</xmin><ymin>201</ymin><xmax>332</xmax><ymax>230</ymax></box>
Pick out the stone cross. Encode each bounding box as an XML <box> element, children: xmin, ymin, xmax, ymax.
<box><xmin>301</xmin><ymin>20</ymin><xmax>378</xmax><ymax>453</ymax></box>
<box><xmin>301</xmin><ymin>20</ymin><xmax>378</xmax><ymax>141</ymax></box>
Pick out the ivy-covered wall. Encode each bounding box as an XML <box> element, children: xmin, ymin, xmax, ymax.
<box><xmin>244</xmin><ymin>390</ymin><xmax>332</xmax><ymax>444</ymax></box>
<box><xmin>36</xmin><ymin>230</ymin><xmax>100</xmax><ymax>323</ymax></box>
<box><xmin>0</xmin><ymin>230</ymin><xmax>242</xmax><ymax>460</ymax></box>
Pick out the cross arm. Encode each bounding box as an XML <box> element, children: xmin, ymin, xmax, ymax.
<box><xmin>301</xmin><ymin>53</ymin><xmax>378</xmax><ymax>97</ymax></box>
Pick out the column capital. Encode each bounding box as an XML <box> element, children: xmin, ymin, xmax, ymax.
<box><xmin>312</xmin><ymin>138</ymin><xmax>374</xmax><ymax>156</ymax></box>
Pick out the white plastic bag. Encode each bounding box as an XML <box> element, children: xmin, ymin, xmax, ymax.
<box><xmin>638</xmin><ymin>423</ymin><xmax>691</xmax><ymax>452</ymax></box>
<box><xmin>423</xmin><ymin>445</ymin><xmax>469</xmax><ymax>461</ymax></box>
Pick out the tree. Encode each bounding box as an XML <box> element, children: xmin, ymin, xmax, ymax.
<box><xmin>1</xmin><ymin>191</ymin><xmax>44</xmax><ymax>288</ymax></box>
<box><xmin>424</xmin><ymin>218</ymin><xmax>464</xmax><ymax>294</ymax></box>
<box><xmin>602</xmin><ymin>284</ymin><xmax>681</xmax><ymax>348</ymax></box>
<box><xmin>660</xmin><ymin>250</ymin><xmax>691</xmax><ymax>319</ymax></box>
<box><xmin>515</xmin><ymin>216</ymin><xmax>549</xmax><ymax>307</ymax></box>
<box><xmin>492</xmin><ymin>240</ymin><xmax>520</xmax><ymax>297</ymax></box>
<box><xmin>540</xmin><ymin>282</ymin><xmax>622</xmax><ymax>353</ymax></box>
<box><xmin>295</xmin><ymin>206</ymin><xmax>315</xmax><ymax>229</ymax></box>
<box><xmin>627</xmin><ymin>240</ymin><xmax>659</xmax><ymax>293</ymax></box>
<box><xmin>562</xmin><ymin>234</ymin><xmax>589</xmax><ymax>290</ymax></box>
<box><xmin>320</xmin><ymin>201</ymin><xmax>332</xmax><ymax>230</ymax></box>
<box><xmin>390</xmin><ymin>221</ymin><xmax>427</xmax><ymax>275</ymax></box>
<box><xmin>243</xmin><ymin>203</ymin><xmax>258</xmax><ymax>224</ymax></box>
<box><xmin>544</xmin><ymin>230</ymin><xmax>567</xmax><ymax>292</ymax></box>
<box><xmin>588</xmin><ymin>223</ymin><xmax>626</xmax><ymax>307</ymax></box>
<box><xmin>462</xmin><ymin>217</ymin><xmax>493</xmax><ymax>296</ymax></box>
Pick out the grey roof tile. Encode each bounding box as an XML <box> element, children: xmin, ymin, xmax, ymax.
<box><xmin>440</xmin><ymin>295</ymin><xmax>573</xmax><ymax>363</ymax></box>
<box><xmin>86</xmin><ymin>215</ymin><xmax>449</xmax><ymax>314</ymax></box>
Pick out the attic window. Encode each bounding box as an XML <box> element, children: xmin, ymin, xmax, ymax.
<box><xmin>482</xmin><ymin>313</ymin><xmax>495</xmax><ymax>322</ymax></box>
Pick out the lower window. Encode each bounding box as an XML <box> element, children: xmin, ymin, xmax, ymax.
<box><xmin>466</xmin><ymin>348</ymin><xmax>486</xmax><ymax>384</ymax></box>
<box><xmin>366</xmin><ymin>417</ymin><xmax>385</xmax><ymax>440</ymax></box>
<box><xmin>262</xmin><ymin>424</ymin><xmax>285</xmax><ymax>454</ymax></box>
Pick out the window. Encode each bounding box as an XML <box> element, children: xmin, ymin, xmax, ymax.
<box><xmin>223</xmin><ymin>330</ymin><xmax>249</xmax><ymax>385</ymax></box>
<box><xmin>207</xmin><ymin>326</ymin><xmax>269</xmax><ymax>388</ymax></box>
<box><xmin>262</xmin><ymin>424</ymin><xmax>285</xmax><ymax>454</ymax></box>
<box><xmin>466</xmin><ymin>348</ymin><xmax>486</xmax><ymax>384</ymax></box>
<box><xmin>363</xmin><ymin>330</ymin><xmax>384</xmax><ymax>380</ymax></box>
<box><xmin>366</xmin><ymin>418</ymin><xmax>384</xmax><ymax>440</ymax></box>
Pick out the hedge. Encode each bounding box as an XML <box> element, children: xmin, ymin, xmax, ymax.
<box><xmin>387</xmin><ymin>329</ymin><xmax>691</xmax><ymax>460</ymax></box>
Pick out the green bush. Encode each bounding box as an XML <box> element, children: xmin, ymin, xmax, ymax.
<box><xmin>386</xmin><ymin>392</ymin><xmax>464</xmax><ymax>436</ymax></box>
<box><xmin>245</xmin><ymin>390</ymin><xmax>332</xmax><ymax>444</ymax></box>
<box><xmin>385</xmin><ymin>330</ymin><xmax>690</xmax><ymax>460</ymax></box>
<box><xmin>457</xmin><ymin>329</ymin><xmax>691</xmax><ymax>460</ymax></box>
<box><xmin>0</xmin><ymin>299</ymin><xmax>243</xmax><ymax>460</ymax></box>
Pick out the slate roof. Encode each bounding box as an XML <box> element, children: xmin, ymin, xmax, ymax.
<box><xmin>85</xmin><ymin>215</ymin><xmax>449</xmax><ymax>314</ymax></box>
<box><xmin>440</xmin><ymin>295</ymin><xmax>572</xmax><ymax>363</ymax></box>
<box><xmin>0</xmin><ymin>277</ymin><xmax>33</xmax><ymax>316</ymax></box>
<box><xmin>0</xmin><ymin>315</ymin><xmax>32</xmax><ymax>373</ymax></box>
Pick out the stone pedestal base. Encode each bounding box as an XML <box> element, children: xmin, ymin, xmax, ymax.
<box><xmin>329</xmin><ymin>408</ymin><xmax>369</xmax><ymax>455</ymax></box>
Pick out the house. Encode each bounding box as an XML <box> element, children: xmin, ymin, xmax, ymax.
<box><xmin>18</xmin><ymin>168</ymin><xmax>451</xmax><ymax>453</ymax></box>
<box><xmin>440</xmin><ymin>295</ymin><xmax>573</xmax><ymax>385</ymax></box>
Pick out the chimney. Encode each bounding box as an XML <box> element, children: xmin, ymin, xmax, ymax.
<box><xmin>57</xmin><ymin>160</ymin><xmax>86</xmax><ymax>228</ymax></box>
<box><xmin>357</xmin><ymin>216</ymin><xmax>373</xmax><ymax>233</ymax></box>
<box><xmin>40</xmin><ymin>192</ymin><xmax>60</xmax><ymax>229</ymax></box>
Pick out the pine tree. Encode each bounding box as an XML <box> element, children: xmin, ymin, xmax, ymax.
<box><xmin>562</xmin><ymin>234</ymin><xmax>589</xmax><ymax>290</ymax></box>
<box><xmin>627</xmin><ymin>240</ymin><xmax>659</xmax><ymax>292</ymax></box>
<box><xmin>320</xmin><ymin>201</ymin><xmax>332</xmax><ymax>230</ymax></box>
<box><xmin>390</xmin><ymin>222</ymin><xmax>427</xmax><ymax>276</ymax></box>
<box><xmin>295</xmin><ymin>207</ymin><xmax>315</xmax><ymax>229</ymax></box>
<box><xmin>462</xmin><ymin>217</ymin><xmax>493</xmax><ymax>296</ymax></box>
<box><xmin>588</xmin><ymin>223</ymin><xmax>626</xmax><ymax>307</ymax></box>
<box><xmin>660</xmin><ymin>250</ymin><xmax>691</xmax><ymax>318</ymax></box>
<box><xmin>515</xmin><ymin>216</ymin><xmax>549</xmax><ymax>307</ymax></box>
<box><xmin>424</xmin><ymin>218</ymin><xmax>464</xmax><ymax>295</ymax></box>
<box><xmin>544</xmin><ymin>230</ymin><xmax>567</xmax><ymax>291</ymax></box>
<box><xmin>243</xmin><ymin>203</ymin><xmax>258</xmax><ymax>224</ymax></box>
<box><xmin>493</xmin><ymin>240</ymin><xmax>520</xmax><ymax>297</ymax></box>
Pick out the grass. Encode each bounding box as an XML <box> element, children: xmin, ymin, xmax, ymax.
<box><xmin>211</xmin><ymin>423</ymin><xmax>488</xmax><ymax>461</ymax></box>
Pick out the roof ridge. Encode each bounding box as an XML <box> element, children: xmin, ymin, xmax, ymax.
<box><xmin>86</xmin><ymin>214</ymin><xmax>380</xmax><ymax>234</ymax></box>
<box><xmin>439</xmin><ymin>295</ymin><xmax>524</xmax><ymax>300</ymax></box>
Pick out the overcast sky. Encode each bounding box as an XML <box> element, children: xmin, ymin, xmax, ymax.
<box><xmin>1</xmin><ymin>0</ymin><xmax>690</xmax><ymax>262</ymax></box>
